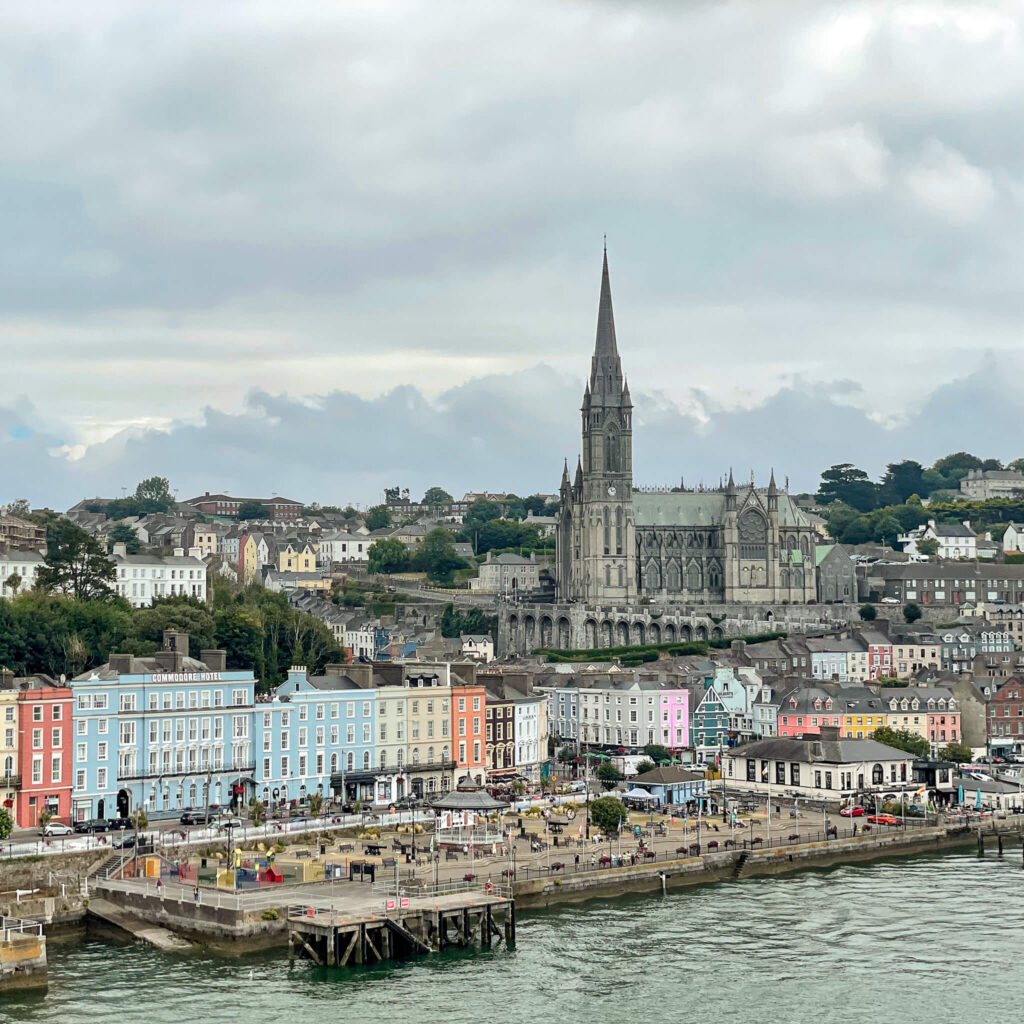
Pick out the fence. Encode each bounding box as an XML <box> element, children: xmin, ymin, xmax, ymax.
<box><xmin>0</xmin><ymin>916</ymin><xmax>44</xmax><ymax>939</ymax></box>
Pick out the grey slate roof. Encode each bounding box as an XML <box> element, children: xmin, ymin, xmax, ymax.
<box><xmin>727</xmin><ymin>735</ymin><xmax>915</xmax><ymax>763</ymax></box>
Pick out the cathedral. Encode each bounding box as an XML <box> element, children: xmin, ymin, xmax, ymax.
<box><xmin>554</xmin><ymin>250</ymin><xmax>818</xmax><ymax>608</ymax></box>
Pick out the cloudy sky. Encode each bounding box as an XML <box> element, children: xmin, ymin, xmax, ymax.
<box><xmin>2</xmin><ymin>1</ymin><xmax>1023</xmax><ymax>509</ymax></box>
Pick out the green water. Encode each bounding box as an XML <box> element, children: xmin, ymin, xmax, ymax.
<box><xmin>4</xmin><ymin>851</ymin><xmax>1020</xmax><ymax>1024</ymax></box>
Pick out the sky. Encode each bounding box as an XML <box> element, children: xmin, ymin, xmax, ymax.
<box><xmin>2</xmin><ymin>1</ymin><xmax>1023</xmax><ymax>509</ymax></box>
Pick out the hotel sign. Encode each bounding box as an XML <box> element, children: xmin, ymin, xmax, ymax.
<box><xmin>151</xmin><ymin>672</ymin><xmax>224</xmax><ymax>683</ymax></box>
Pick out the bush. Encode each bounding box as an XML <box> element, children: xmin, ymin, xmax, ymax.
<box><xmin>261</xmin><ymin>909</ymin><xmax>280</xmax><ymax>921</ymax></box>
<box><xmin>859</xmin><ymin>604</ymin><xmax>877</xmax><ymax>621</ymax></box>
<box><xmin>589</xmin><ymin>796</ymin><xmax>628</xmax><ymax>835</ymax></box>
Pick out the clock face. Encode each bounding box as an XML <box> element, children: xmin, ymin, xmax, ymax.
<box><xmin>607</xmin><ymin>485</ymin><xmax>616</xmax><ymax>497</ymax></box>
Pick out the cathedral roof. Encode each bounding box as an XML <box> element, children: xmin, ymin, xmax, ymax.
<box><xmin>633</xmin><ymin>490</ymin><xmax>813</xmax><ymax>529</ymax></box>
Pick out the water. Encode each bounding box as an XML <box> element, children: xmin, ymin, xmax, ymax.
<box><xmin>4</xmin><ymin>851</ymin><xmax>1020</xmax><ymax>1024</ymax></box>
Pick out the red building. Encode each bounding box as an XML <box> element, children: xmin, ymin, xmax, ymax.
<box><xmin>989</xmin><ymin>676</ymin><xmax>1024</xmax><ymax>756</ymax></box>
<box><xmin>184</xmin><ymin>492</ymin><xmax>303</xmax><ymax>521</ymax></box>
<box><xmin>16</xmin><ymin>677</ymin><xmax>73</xmax><ymax>828</ymax></box>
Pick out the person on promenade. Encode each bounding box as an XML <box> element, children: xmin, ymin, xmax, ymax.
<box><xmin>574</xmin><ymin>853</ymin><xmax>580</xmax><ymax>870</ymax></box>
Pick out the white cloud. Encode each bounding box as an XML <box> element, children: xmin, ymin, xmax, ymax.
<box><xmin>903</xmin><ymin>139</ymin><xmax>996</xmax><ymax>222</ymax></box>
<box><xmin>766</xmin><ymin>122</ymin><xmax>889</xmax><ymax>198</ymax></box>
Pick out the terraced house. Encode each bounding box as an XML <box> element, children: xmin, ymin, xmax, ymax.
<box><xmin>70</xmin><ymin>631</ymin><xmax>256</xmax><ymax>822</ymax></box>
<box><xmin>883</xmin><ymin>687</ymin><xmax>959</xmax><ymax>751</ymax></box>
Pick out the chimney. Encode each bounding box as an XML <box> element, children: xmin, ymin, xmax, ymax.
<box><xmin>163</xmin><ymin>629</ymin><xmax>188</xmax><ymax>654</ymax></box>
<box><xmin>346</xmin><ymin>663</ymin><xmax>374</xmax><ymax>688</ymax></box>
<box><xmin>109</xmin><ymin>653</ymin><xmax>133</xmax><ymax>675</ymax></box>
<box><xmin>188</xmin><ymin>546</ymin><xmax>202</xmax><ymax>559</ymax></box>
<box><xmin>730</xmin><ymin>639</ymin><xmax>747</xmax><ymax>654</ymax></box>
<box><xmin>323</xmin><ymin>664</ymin><xmax>347</xmax><ymax>677</ymax></box>
<box><xmin>112</xmin><ymin>542</ymin><xmax>127</xmax><ymax>558</ymax></box>
<box><xmin>818</xmin><ymin>725</ymin><xmax>841</xmax><ymax>744</ymax></box>
<box><xmin>200</xmin><ymin>649</ymin><xmax>227</xmax><ymax>672</ymax></box>
<box><xmin>173</xmin><ymin>547</ymin><xmax>184</xmax><ymax>558</ymax></box>
<box><xmin>454</xmin><ymin>663</ymin><xmax>478</xmax><ymax>686</ymax></box>
<box><xmin>0</xmin><ymin>667</ymin><xmax>14</xmax><ymax>689</ymax></box>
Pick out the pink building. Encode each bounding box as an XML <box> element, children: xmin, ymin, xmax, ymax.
<box><xmin>16</xmin><ymin>677</ymin><xmax>73</xmax><ymax>828</ymax></box>
<box><xmin>776</xmin><ymin>687</ymin><xmax>844</xmax><ymax>738</ymax></box>
<box><xmin>659</xmin><ymin>690</ymin><xmax>690</xmax><ymax>749</ymax></box>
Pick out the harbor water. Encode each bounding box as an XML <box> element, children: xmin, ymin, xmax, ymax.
<box><xmin>4</xmin><ymin>850</ymin><xmax>1019</xmax><ymax>1024</ymax></box>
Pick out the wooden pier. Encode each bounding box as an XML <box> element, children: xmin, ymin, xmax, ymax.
<box><xmin>287</xmin><ymin>889</ymin><xmax>515</xmax><ymax>968</ymax></box>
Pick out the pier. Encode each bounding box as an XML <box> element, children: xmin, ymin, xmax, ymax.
<box><xmin>0</xmin><ymin>916</ymin><xmax>47</xmax><ymax>992</ymax></box>
<box><xmin>287</xmin><ymin>885</ymin><xmax>514</xmax><ymax>966</ymax></box>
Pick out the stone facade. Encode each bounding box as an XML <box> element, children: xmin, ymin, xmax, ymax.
<box><xmin>555</xmin><ymin>252</ymin><xmax>817</xmax><ymax>613</ymax></box>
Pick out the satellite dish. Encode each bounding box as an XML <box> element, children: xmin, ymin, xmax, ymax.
<box><xmin>60</xmin><ymin>674</ymin><xmax>66</xmax><ymax>684</ymax></box>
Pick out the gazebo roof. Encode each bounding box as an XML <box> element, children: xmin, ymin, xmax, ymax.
<box><xmin>429</xmin><ymin>776</ymin><xmax>509</xmax><ymax>812</ymax></box>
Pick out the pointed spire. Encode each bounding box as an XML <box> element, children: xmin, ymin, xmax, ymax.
<box><xmin>768</xmin><ymin>468</ymin><xmax>777</xmax><ymax>494</ymax></box>
<box><xmin>574</xmin><ymin>455</ymin><xmax>584</xmax><ymax>489</ymax></box>
<box><xmin>622</xmin><ymin>375</ymin><xmax>632</xmax><ymax>408</ymax></box>
<box><xmin>727</xmin><ymin>467</ymin><xmax>735</xmax><ymax>491</ymax></box>
<box><xmin>561</xmin><ymin>458</ymin><xmax>570</xmax><ymax>488</ymax></box>
<box><xmin>595</xmin><ymin>244</ymin><xmax>618</xmax><ymax>359</ymax></box>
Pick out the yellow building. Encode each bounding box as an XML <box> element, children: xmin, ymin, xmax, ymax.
<box><xmin>1</xmin><ymin>683</ymin><xmax>18</xmax><ymax>810</ymax></box>
<box><xmin>241</xmin><ymin>535</ymin><xmax>261</xmax><ymax>584</ymax></box>
<box><xmin>277</xmin><ymin>542</ymin><xmax>317</xmax><ymax>573</ymax></box>
<box><xmin>843</xmin><ymin>712</ymin><xmax>886</xmax><ymax>739</ymax></box>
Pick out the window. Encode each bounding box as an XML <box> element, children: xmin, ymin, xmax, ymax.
<box><xmin>120</xmin><ymin>694</ymin><xmax>136</xmax><ymax>712</ymax></box>
<box><xmin>33</xmin><ymin>706</ymin><xmax>43</xmax><ymax>722</ymax></box>
<box><xmin>51</xmin><ymin>705</ymin><xmax>62</xmax><ymax>721</ymax></box>
<box><xmin>51</xmin><ymin>755</ymin><xmax>62</xmax><ymax>783</ymax></box>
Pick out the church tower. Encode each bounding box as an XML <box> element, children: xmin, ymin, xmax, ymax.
<box><xmin>565</xmin><ymin>247</ymin><xmax>636</xmax><ymax>604</ymax></box>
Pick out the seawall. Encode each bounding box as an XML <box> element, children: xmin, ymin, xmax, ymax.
<box><xmin>512</xmin><ymin>826</ymin><xmax>979</xmax><ymax>910</ymax></box>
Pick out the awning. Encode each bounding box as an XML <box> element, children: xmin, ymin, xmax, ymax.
<box><xmin>623</xmin><ymin>788</ymin><xmax>658</xmax><ymax>801</ymax></box>
<box><xmin>231</xmin><ymin>776</ymin><xmax>257</xmax><ymax>785</ymax></box>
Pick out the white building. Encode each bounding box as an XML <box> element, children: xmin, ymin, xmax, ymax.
<box><xmin>318</xmin><ymin>531</ymin><xmax>371</xmax><ymax>565</ymax></box>
<box><xmin>513</xmin><ymin>694</ymin><xmax>545</xmax><ymax>781</ymax></box>
<box><xmin>960</xmin><ymin>469</ymin><xmax>1024</xmax><ymax>500</ymax></box>
<box><xmin>899</xmin><ymin>519</ymin><xmax>977</xmax><ymax>560</ymax></box>
<box><xmin>1003</xmin><ymin>523</ymin><xmax>1024</xmax><ymax>554</ymax></box>
<box><xmin>0</xmin><ymin>549</ymin><xmax>45</xmax><ymax>597</ymax></box>
<box><xmin>721</xmin><ymin>729</ymin><xmax>917</xmax><ymax>803</ymax></box>
<box><xmin>110</xmin><ymin>544</ymin><xmax>208</xmax><ymax>607</ymax></box>
<box><xmin>460</xmin><ymin>634</ymin><xmax>494</xmax><ymax>663</ymax></box>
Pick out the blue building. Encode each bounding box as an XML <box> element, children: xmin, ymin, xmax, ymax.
<box><xmin>255</xmin><ymin>665</ymin><xmax>376</xmax><ymax>809</ymax></box>
<box><xmin>71</xmin><ymin>630</ymin><xmax>256</xmax><ymax>822</ymax></box>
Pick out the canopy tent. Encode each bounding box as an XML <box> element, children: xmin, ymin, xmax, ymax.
<box><xmin>622</xmin><ymin>788</ymin><xmax>658</xmax><ymax>802</ymax></box>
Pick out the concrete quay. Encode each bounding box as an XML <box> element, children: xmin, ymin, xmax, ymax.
<box><xmin>0</xmin><ymin>916</ymin><xmax>47</xmax><ymax>993</ymax></box>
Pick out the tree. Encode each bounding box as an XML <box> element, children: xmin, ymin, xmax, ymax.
<box><xmin>37</xmin><ymin>521</ymin><xmax>116</xmax><ymax>600</ymax></box>
<box><xmin>817</xmin><ymin>464</ymin><xmax>878</xmax><ymax>512</ymax></box>
<box><xmin>634</xmin><ymin>759</ymin><xmax>656</xmax><ymax>776</ymax></box>
<box><xmin>2</xmin><ymin>499</ymin><xmax>31</xmax><ymax>517</ymax></box>
<box><xmin>307</xmin><ymin>791</ymin><xmax>324</xmax><ymax>816</ymax></box>
<box><xmin>214</xmin><ymin>606</ymin><xmax>264</xmax><ymax>672</ymax></box>
<box><xmin>595</xmin><ymin>761</ymin><xmax>623</xmax><ymax>791</ymax></box>
<box><xmin>414</xmin><ymin>528</ymin><xmax>465</xmax><ymax>583</ymax></box>
<box><xmin>879</xmin><ymin>461</ymin><xmax>924</xmax><ymax>506</ymax></box>
<box><xmin>872</xmin><ymin>726</ymin><xmax>931</xmax><ymax>758</ymax></box>
<box><xmin>365</xmin><ymin>505</ymin><xmax>391</xmax><ymax>531</ymax></box>
<box><xmin>556</xmin><ymin>746</ymin><xmax>576</xmax><ymax>763</ymax></box>
<box><xmin>38</xmin><ymin>809</ymin><xmax>52</xmax><ymax>829</ymax></box>
<box><xmin>916</xmin><ymin>536</ymin><xmax>940</xmax><ymax>557</ymax></box>
<box><xmin>642</xmin><ymin>743</ymin><xmax>671</xmax><ymax>764</ymax></box>
<box><xmin>237</xmin><ymin>501</ymin><xmax>269</xmax><ymax>520</ymax></box>
<box><xmin>464</xmin><ymin>499</ymin><xmax>504</xmax><ymax>530</ymax></box>
<box><xmin>439</xmin><ymin>604</ymin><xmax>496</xmax><ymax>640</ymax></box>
<box><xmin>134</xmin><ymin>476</ymin><xmax>175</xmax><ymax>512</ymax></box>
<box><xmin>367</xmin><ymin>538</ymin><xmax>411</xmax><ymax>575</ymax></box>
<box><xmin>422</xmin><ymin>487</ymin><xmax>454</xmax><ymax>506</ymax></box>
<box><xmin>931</xmin><ymin>452</ymin><xmax>984</xmax><ymax>483</ymax></box>
<box><xmin>0</xmin><ymin>807</ymin><xmax>11</xmax><ymax>840</ymax></box>
<box><xmin>859</xmin><ymin>603</ymin><xmax>877</xmax><ymax>621</ymax></box>
<box><xmin>903</xmin><ymin>602</ymin><xmax>923</xmax><ymax>623</ymax></box>
<box><xmin>4</xmin><ymin>573</ymin><xmax>21</xmax><ymax>596</ymax></box>
<box><xmin>589</xmin><ymin>795</ymin><xmax>628</xmax><ymax>834</ymax></box>
<box><xmin>938</xmin><ymin>741</ymin><xmax>972</xmax><ymax>763</ymax></box>
<box><xmin>131</xmin><ymin>808</ymin><xmax>149</xmax><ymax>830</ymax></box>
<box><xmin>249</xmin><ymin>798</ymin><xmax>266</xmax><ymax>827</ymax></box>
<box><xmin>109</xmin><ymin>524</ymin><xmax>141</xmax><ymax>554</ymax></box>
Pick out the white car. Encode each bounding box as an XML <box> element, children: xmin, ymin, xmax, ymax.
<box><xmin>42</xmin><ymin>821</ymin><xmax>74</xmax><ymax>837</ymax></box>
<box><xmin>214</xmin><ymin>817</ymin><xmax>244</xmax><ymax>831</ymax></box>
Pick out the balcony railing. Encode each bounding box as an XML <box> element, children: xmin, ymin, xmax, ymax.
<box><xmin>116</xmin><ymin>764</ymin><xmax>256</xmax><ymax>782</ymax></box>
<box><xmin>399</xmin><ymin>759</ymin><xmax>457</xmax><ymax>774</ymax></box>
<box><xmin>0</xmin><ymin>774</ymin><xmax>21</xmax><ymax>789</ymax></box>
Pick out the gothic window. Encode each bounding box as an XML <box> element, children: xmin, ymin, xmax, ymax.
<box><xmin>686</xmin><ymin>562</ymin><xmax>702</xmax><ymax>592</ymax></box>
<box><xmin>801</xmin><ymin>536</ymin><xmax>810</xmax><ymax>556</ymax></box>
<box><xmin>708</xmin><ymin>564</ymin><xmax>722</xmax><ymax>590</ymax></box>
<box><xmin>781</xmin><ymin>568</ymin><xmax>790</xmax><ymax>588</ymax></box>
<box><xmin>786</xmin><ymin>535</ymin><xmax>796</xmax><ymax>552</ymax></box>
<box><xmin>616</xmin><ymin>507</ymin><xmax>623</xmax><ymax>554</ymax></box>
<box><xmin>794</xmin><ymin>569</ymin><xmax>804</xmax><ymax>588</ymax></box>
<box><xmin>603</xmin><ymin>506</ymin><xmax>610</xmax><ymax>555</ymax></box>
<box><xmin>605</xmin><ymin>566</ymin><xmax>611</xmax><ymax>587</ymax></box>
<box><xmin>666</xmin><ymin>562</ymin><xmax>681</xmax><ymax>592</ymax></box>
<box><xmin>618</xmin><ymin>567</ymin><xmax>624</xmax><ymax>587</ymax></box>
<box><xmin>645</xmin><ymin>560</ymin><xmax>661</xmax><ymax>590</ymax></box>
<box><xmin>738</xmin><ymin>512</ymin><xmax>768</xmax><ymax>559</ymax></box>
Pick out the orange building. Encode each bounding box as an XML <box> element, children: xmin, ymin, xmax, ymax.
<box><xmin>452</xmin><ymin>680</ymin><xmax>487</xmax><ymax>785</ymax></box>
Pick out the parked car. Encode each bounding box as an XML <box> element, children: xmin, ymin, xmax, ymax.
<box><xmin>839</xmin><ymin>805</ymin><xmax>865</xmax><ymax>817</ymax></box>
<box><xmin>113</xmin><ymin>833</ymin><xmax>137</xmax><ymax>849</ymax></box>
<box><xmin>106</xmin><ymin>816</ymin><xmax>132</xmax><ymax>830</ymax></box>
<box><xmin>214</xmin><ymin>817</ymin><xmax>244</xmax><ymax>831</ymax></box>
<box><xmin>42</xmin><ymin>822</ymin><xmax>74</xmax><ymax>837</ymax></box>
<box><xmin>391</xmin><ymin>796</ymin><xmax>422</xmax><ymax>810</ymax></box>
<box><xmin>867</xmin><ymin>813</ymin><xmax>899</xmax><ymax>826</ymax></box>
<box><xmin>180</xmin><ymin>811</ymin><xmax>210</xmax><ymax>826</ymax></box>
<box><xmin>74</xmin><ymin>818</ymin><xmax>109</xmax><ymax>834</ymax></box>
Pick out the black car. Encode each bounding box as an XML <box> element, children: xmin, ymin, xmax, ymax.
<box><xmin>106</xmin><ymin>816</ymin><xmax>132</xmax><ymax>830</ymax></box>
<box><xmin>180</xmin><ymin>811</ymin><xmax>210</xmax><ymax>826</ymax></box>
<box><xmin>74</xmin><ymin>818</ymin><xmax>109</xmax><ymax>834</ymax></box>
<box><xmin>392</xmin><ymin>796</ymin><xmax>423</xmax><ymax>810</ymax></box>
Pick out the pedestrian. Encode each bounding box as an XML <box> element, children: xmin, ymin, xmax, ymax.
<box><xmin>156</xmin><ymin>877</ymin><xmax>163</xmax><ymax>898</ymax></box>
<box><xmin>574</xmin><ymin>853</ymin><xmax>580</xmax><ymax>870</ymax></box>
<box><xmin>193</xmin><ymin>885</ymin><xmax>200</xmax><ymax>905</ymax></box>
<box><xmin>591</xmin><ymin>853</ymin><xmax>596</xmax><ymax>868</ymax></box>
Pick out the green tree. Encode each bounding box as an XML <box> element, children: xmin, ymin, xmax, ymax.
<box><xmin>903</xmin><ymin>602</ymin><xmax>923</xmax><ymax>623</ymax></box>
<box><xmin>938</xmin><ymin>741</ymin><xmax>972</xmax><ymax>763</ymax></box>
<box><xmin>134</xmin><ymin>476</ymin><xmax>175</xmax><ymax>512</ymax></box>
<box><xmin>642</xmin><ymin>743</ymin><xmax>671</xmax><ymax>764</ymax></box>
<box><xmin>109</xmin><ymin>524</ymin><xmax>141</xmax><ymax>554</ymax></box>
<box><xmin>634</xmin><ymin>759</ymin><xmax>656</xmax><ymax>775</ymax></box>
<box><xmin>879</xmin><ymin>461</ymin><xmax>924</xmax><ymax>506</ymax></box>
<box><xmin>439</xmin><ymin>604</ymin><xmax>496</xmax><ymax>640</ymax></box>
<box><xmin>365</xmin><ymin>505</ymin><xmax>391</xmax><ymax>531</ymax></box>
<box><xmin>589</xmin><ymin>795</ymin><xmax>628</xmax><ymax>834</ymax></box>
<box><xmin>214</xmin><ymin>606</ymin><xmax>264</xmax><ymax>671</ymax></box>
<box><xmin>4</xmin><ymin>573</ymin><xmax>21</xmax><ymax>596</ymax></box>
<box><xmin>367</xmin><ymin>538</ymin><xmax>411</xmax><ymax>575</ymax></box>
<box><xmin>556</xmin><ymin>746</ymin><xmax>576</xmax><ymax>763</ymax></box>
<box><xmin>931</xmin><ymin>452</ymin><xmax>984</xmax><ymax>484</ymax></box>
<box><xmin>237</xmin><ymin>501</ymin><xmax>269</xmax><ymax>520</ymax></box>
<box><xmin>595</xmin><ymin>761</ymin><xmax>623</xmax><ymax>791</ymax></box>
<box><xmin>917</xmin><ymin>537</ymin><xmax>940</xmax><ymax>557</ymax></box>
<box><xmin>0</xmin><ymin>807</ymin><xmax>12</xmax><ymax>840</ymax></box>
<box><xmin>817</xmin><ymin>464</ymin><xmax>878</xmax><ymax>512</ymax></box>
<box><xmin>414</xmin><ymin>528</ymin><xmax>465</xmax><ymax>583</ymax></box>
<box><xmin>249</xmin><ymin>798</ymin><xmax>267</xmax><ymax>827</ymax></box>
<box><xmin>37</xmin><ymin>521</ymin><xmax>116</xmax><ymax>600</ymax></box>
<box><xmin>872</xmin><ymin>726</ymin><xmax>930</xmax><ymax>758</ymax></box>
<box><xmin>464</xmin><ymin>499</ymin><xmax>504</xmax><ymax>530</ymax></box>
<box><xmin>859</xmin><ymin>603</ymin><xmax>877</xmax><ymax>621</ymax></box>
<box><xmin>422</xmin><ymin>487</ymin><xmax>454</xmax><ymax>506</ymax></box>
<box><xmin>307</xmin><ymin>791</ymin><xmax>324</xmax><ymax>816</ymax></box>
<box><xmin>131</xmin><ymin>808</ymin><xmax>149</xmax><ymax>830</ymax></box>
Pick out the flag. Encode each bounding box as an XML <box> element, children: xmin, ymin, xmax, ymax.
<box><xmin>617</xmin><ymin>816</ymin><xmax>622</xmax><ymax>834</ymax></box>
<box><xmin>914</xmin><ymin>784</ymin><xmax>926</xmax><ymax>798</ymax></box>
<box><xmin>578</xmin><ymin>817</ymin><xmax>584</xmax><ymax>838</ymax></box>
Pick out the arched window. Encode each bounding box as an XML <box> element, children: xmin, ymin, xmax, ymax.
<box><xmin>615</xmin><ymin>507</ymin><xmax>623</xmax><ymax>554</ymax></box>
<box><xmin>603</xmin><ymin>506</ymin><xmax>610</xmax><ymax>555</ymax></box>
<box><xmin>442</xmin><ymin>745</ymin><xmax>450</xmax><ymax>762</ymax></box>
<box><xmin>781</xmin><ymin>569</ymin><xmax>790</xmax><ymax>588</ymax></box>
<box><xmin>362</xmin><ymin>750</ymin><xmax>370</xmax><ymax>769</ymax></box>
<box><xmin>871</xmin><ymin>763</ymin><xmax>883</xmax><ymax>785</ymax></box>
<box><xmin>738</xmin><ymin>512</ymin><xmax>768</xmax><ymax>559</ymax></box>
<box><xmin>330</xmin><ymin>753</ymin><xmax>338</xmax><ymax>772</ymax></box>
<box><xmin>800</xmin><ymin>536</ymin><xmax>810</xmax><ymax>556</ymax></box>
<box><xmin>666</xmin><ymin>562</ymin><xmax>681</xmax><ymax>592</ymax></box>
<box><xmin>380</xmin><ymin>751</ymin><xmax>387</xmax><ymax>769</ymax></box>
<box><xmin>3</xmin><ymin>755</ymin><xmax>11</xmax><ymax>776</ymax></box>
<box><xmin>346</xmin><ymin>752</ymin><xmax>354</xmax><ymax>770</ymax></box>
<box><xmin>605</xmin><ymin>430</ymin><xmax>619</xmax><ymax>472</ymax></box>
<box><xmin>428</xmin><ymin>746</ymin><xmax>434</xmax><ymax>763</ymax></box>
<box><xmin>412</xmin><ymin>748</ymin><xmax>420</xmax><ymax>764</ymax></box>
<box><xmin>686</xmin><ymin>562</ymin><xmax>702</xmax><ymax>591</ymax></box>
<box><xmin>709</xmin><ymin>565</ymin><xmax>722</xmax><ymax>590</ymax></box>
<box><xmin>645</xmin><ymin>560</ymin><xmax>661</xmax><ymax>590</ymax></box>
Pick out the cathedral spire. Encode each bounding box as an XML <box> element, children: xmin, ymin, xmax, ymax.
<box><xmin>574</xmin><ymin>455</ymin><xmax>584</xmax><ymax>489</ymax></box>
<box><xmin>768</xmin><ymin>468</ymin><xmax>777</xmax><ymax>495</ymax></box>
<box><xmin>561</xmin><ymin>458</ymin><xmax>570</xmax><ymax>488</ymax></box>
<box><xmin>590</xmin><ymin>245</ymin><xmax>621</xmax><ymax>391</ymax></box>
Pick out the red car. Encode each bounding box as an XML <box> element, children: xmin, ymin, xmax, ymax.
<box><xmin>867</xmin><ymin>813</ymin><xmax>899</xmax><ymax>826</ymax></box>
<box><xmin>839</xmin><ymin>805</ymin><xmax>865</xmax><ymax>817</ymax></box>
